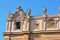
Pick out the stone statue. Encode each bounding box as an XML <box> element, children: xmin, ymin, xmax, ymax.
<box><xmin>16</xmin><ymin>6</ymin><xmax>23</xmax><ymax>12</ymax></box>
<box><xmin>27</xmin><ymin>8</ymin><xmax>31</xmax><ymax>16</ymax></box>
<box><xmin>43</xmin><ymin>7</ymin><xmax>47</xmax><ymax>15</ymax></box>
<box><xmin>8</xmin><ymin>11</ymin><xmax>11</xmax><ymax>17</ymax></box>
<box><xmin>59</xmin><ymin>7</ymin><xmax>60</xmax><ymax>14</ymax></box>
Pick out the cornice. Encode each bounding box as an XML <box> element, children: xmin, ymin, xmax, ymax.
<box><xmin>3</xmin><ymin>30</ymin><xmax>60</xmax><ymax>36</ymax></box>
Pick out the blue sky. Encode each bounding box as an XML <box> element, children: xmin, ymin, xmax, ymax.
<box><xmin>0</xmin><ymin>0</ymin><xmax>60</xmax><ymax>40</ymax></box>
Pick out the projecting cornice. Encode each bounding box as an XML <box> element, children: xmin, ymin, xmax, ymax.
<box><xmin>3</xmin><ymin>30</ymin><xmax>60</xmax><ymax>36</ymax></box>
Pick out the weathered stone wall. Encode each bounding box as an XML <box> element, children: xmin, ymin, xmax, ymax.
<box><xmin>30</xmin><ymin>33</ymin><xmax>60</xmax><ymax>40</ymax></box>
<box><xmin>4</xmin><ymin>34</ymin><xmax>29</xmax><ymax>40</ymax></box>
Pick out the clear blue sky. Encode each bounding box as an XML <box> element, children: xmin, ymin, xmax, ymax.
<box><xmin>0</xmin><ymin>0</ymin><xmax>60</xmax><ymax>40</ymax></box>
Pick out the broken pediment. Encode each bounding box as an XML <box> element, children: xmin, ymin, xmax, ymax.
<box><xmin>7</xmin><ymin>6</ymin><xmax>31</xmax><ymax>22</ymax></box>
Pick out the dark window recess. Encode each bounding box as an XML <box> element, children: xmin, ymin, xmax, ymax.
<box><xmin>16</xmin><ymin>22</ymin><xmax>21</xmax><ymax>29</ymax></box>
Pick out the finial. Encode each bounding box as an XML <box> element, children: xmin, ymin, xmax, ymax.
<box><xmin>59</xmin><ymin>7</ymin><xmax>60</xmax><ymax>14</ymax></box>
<box><xmin>16</xmin><ymin>6</ymin><xmax>23</xmax><ymax>12</ymax></box>
<box><xmin>8</xmin><ymin>11</ymin><xmax>11</xmax><ymax>17</ymax></box>
<box><xmin>43</xmin><ymin>7</ymin><xmax>47</xmax><ymax>15</ymax></box>
<box><xmin>27</xmin><ymin>8</ymin><xmax>31</xmax><ymax>16</ymax></box>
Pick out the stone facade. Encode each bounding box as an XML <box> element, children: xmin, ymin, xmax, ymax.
<box><xmin>3</xmin><ymin>6</ymin><xmax>60</xmax><ymax>40</ymax></box>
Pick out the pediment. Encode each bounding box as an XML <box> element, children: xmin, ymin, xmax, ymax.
<box><xmin>15</xmin><ymin>11</ymin><xmax>27</xmax><ymax>21</ymax></box>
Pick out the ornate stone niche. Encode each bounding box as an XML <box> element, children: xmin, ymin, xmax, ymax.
<box><xmin>46</xmin><ymin>18</ymin><xmax>56</xmax><ymax>28</ymax></box>
<box><xmin>34</xmin><ymin>23</ymin><xmax>39</xmax><ymax>29</ymax></box>
<box><xmin>33</xmin><ymin>20</ymin><xmax>39</xmax><ymax>30</ymax></box>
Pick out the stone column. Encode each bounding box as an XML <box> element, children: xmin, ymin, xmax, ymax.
<box><xmin>26</xmin><ymin>16</ymin><xmax>30</xmax><ymax>31</ymax></box>
<box><xmin>8</xmin><ymin>21</ymin><xmax>12</xmax><ymax>32</ymax></box>
<box><xmin>6</xmin><ymin>20</ymin><xmax>9</xmax><ymax>32</ymax></box>
<box><xmin>6</xmin><ymin>20</ymin><xmax>12</xmax><ymax>32</ymax></box>
<box><xmin>58</xmin><ymin>21</ymin><xmax>60</xmax><ymax>29</ymax></box>
<box><xmin>21</xmin><ymin>20</ymin><xmax>24</xmax><ymax>31</ymax></box>
<box><xmin>22</xmin><ymin>21</ymin><xmax>26</xmax><ymax>31</ymax></box>
<box><xmin>26</xmin><ymin>21</ymin><xmax>29</xmax><ymax>31</ymax></box>
<box><xmin>39</xmin><ymin>20</ymin><xmax>43</xmax><ymax>30</ymax></box>
<box><xmin>56</xmin><ymin>20</ymin><xmax>59</xmax><ymax>29</ymax></box>
<box><xmin>22</xmin><ymin>19</ymin><xmax>30</xmax><ymax>31</ymax></box>
<box><xmin>11</xmin><ymin>21</ymin><xmax>15</xmax><ymax>32</ymax></box>
<box><xmin>43</xmin><ymin>21</ymin><xmax>46</xmax><ymax>30</ymax></box>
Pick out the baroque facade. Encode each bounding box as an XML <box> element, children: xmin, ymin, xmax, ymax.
<box><xmin>3</xmin><ymin>6</ymin><xmax>60</xmax><ymax>40</ymax></box>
